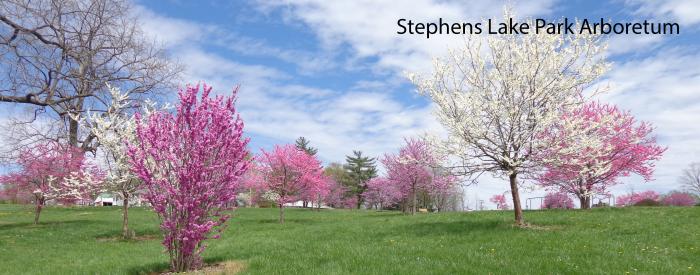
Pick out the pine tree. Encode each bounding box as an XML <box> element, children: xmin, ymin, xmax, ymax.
<box><xmin>344</xmin><ymin>150</ymin><xmax>377</xmax><ymax>209</ymax></box>
<box><xmin>295</xmin><ymin>136</ymin><xmax>318</xmax><ymax>207</ymax></box>
<box><xmin>295</xmin><ymin>136</ymin><xmax>318</xmax><ymax>156</ymax></box>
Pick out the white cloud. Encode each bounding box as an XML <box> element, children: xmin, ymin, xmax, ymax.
<box><xmin>256</xmin><ymin>0</ymin><xmax>557</xmax><ymax>74</ymax></box>
<box><xmin>627</xmin><ymin>0</ymin><xmax>700</xmax><ymax>26</ymax></box>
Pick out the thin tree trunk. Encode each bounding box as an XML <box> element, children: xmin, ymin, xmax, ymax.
<box><xmin>412</xmin><ymin>184</ymin><xmax>417</xmax><ymax>215</ymax></box>
<box><xmin>508</xmin><ymin>172</ymin><xmax>524</xmax><ymax>226</ymax></box>
<box><xmin>122</xmin><ymin>196</ymin><xmax>130</xmax><ymax>238</ymax></box>
<box><xmin>279</xmin><ymin>204</ymin><xmax>285</xmax><ymax>224</ymax></box>
<box><xmin>34</xmin><ymin>198</ymin><xmax>44</xmax><ymax>225</ymax></box>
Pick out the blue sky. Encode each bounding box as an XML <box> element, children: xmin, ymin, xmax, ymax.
<box><xmin>3</xmin><ymin>0</ymin><xmax>699</xmax><ymax>208</ymax></box>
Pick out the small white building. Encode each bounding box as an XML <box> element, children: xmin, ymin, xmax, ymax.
<box><xmin>93</xmin><ymin>192</ymin><xmax>145</xmax><ymax>207</ymax></box>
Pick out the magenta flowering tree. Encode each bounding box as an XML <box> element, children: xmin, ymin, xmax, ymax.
<box><xmin>535</xmin><ymin>102</ymin><xmax>666</xmax><ymax>209</ymax></box>
<box><xmin>324</xmin><ymin>180</ymin><xmax>356</xmax><ymax>209</ymax></box>
<box><xmin>128</xmin><ymin>84</ymin><xmax>249</xmax><ymax>272</ymax></box>
<box><xmin>363</xmin><ymin>177</ymin><xmax>403</xmax><ymax>210</ymax></box>
<box><xmin>542</xmin><ymin>192</ymin><xmax>575</xmax><ymax>209</ymax></box>
<box><xmin>662</xmin><ymin>192</ymin><xmax>696</xmax><ymax>206</ymax></box>
<box><xmin>490</xmin><ymin>194</ymin><xmax>509</xmax><ymax>210</ymax></box>
<box><xmin>383</xmin><ymin>138</ymin><xmax>440</xmax><ymax>215</ymax></box>
<box><xmin>429</xmin><ymin>174</ymin><xmax>458</xmax><ymax>212</ymax></box>
<box><xmin>257</xmin><ymin>144</ymin><xmax>325</xmax><ymax>223</ymax></box>
<box><xmin>615</xmin><ymin>190</ymin><xmax>660</xmax><ymax>207</ymax></box>
<box><xmin>0</xmin><ymin>141</ymin><xmax>102</xmax><ymax>224</ymax></box>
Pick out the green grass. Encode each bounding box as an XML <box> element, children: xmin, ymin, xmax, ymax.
<box><xmin>0</xmin><ymin>204</ymin><xmax>698</xmax><ymax>274</ymax></box>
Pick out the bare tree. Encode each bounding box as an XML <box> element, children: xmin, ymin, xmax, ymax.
<box><xmin>0</xmin><ymin>0</ymin><xmax>181</xmax><ymax>154</ymax></box>
<box><xmin>680</xmin><ymin>162</ymin><xmax>700</xmax><ymax>195</ymax></box>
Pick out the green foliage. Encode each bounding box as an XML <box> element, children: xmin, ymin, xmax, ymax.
<box><xmin>634</xmin><ymin>199</ymin><xmax>662</xmax><ymax>207</ymax></box>
<box><xmin>1</xmin><ymin>206</ymin><xmax>699</xmax><ymax>274</ymax></box>
<box><xmin>344</xmin><ymin>151</ymin><xmax>377</xmax><ymax>208</ymax></box>
<box><xmin>324</xmin><ymin>163</ymin><xmax>350</xmax><ymax>183</ymax></box>
<box><xmin>294</xmin><ymin>136</ymin><xmax>318</xmax><ymax>156</ymax></box>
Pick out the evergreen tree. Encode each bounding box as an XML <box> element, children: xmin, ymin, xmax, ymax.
<box><xmin>295</xmin><ymin>136</ymin><xmax>318</xmax><ymax>207</ymax></box>
<box><xmin>344</xmin><ymin>150</ymin><xmax>377</xmax><ymax>208</ymax></box>
<box><xmin>295</xmin><ymin>136</ymin><xmax>318</xmax><ymax>156</ymax></box>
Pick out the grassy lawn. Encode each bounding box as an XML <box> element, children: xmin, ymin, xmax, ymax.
<box><xmin>0</xmin><ymin>204</ymin><xmax>698</xmax><ymax>274</ymax></box>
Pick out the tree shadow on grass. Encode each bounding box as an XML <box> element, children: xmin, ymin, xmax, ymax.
<box><xmin>402</xmin><ymin>219</ymin><xmax>511</xmax><ymax>236</ymax></box>
<box><xmin>0</xmin><ymin>219</ymin><xmax>99</xmax><ymax>231</ymax></box>
<box><xmin>93</xmin><ymin>227</ymin><xmax>162</xmax><ymax>241</ymax></box>
<box><xmin>126</xmin><ymin>261</ymin><xmax>170</xmax><ymax>275</ymax></box>
<box><xmin>254</xmin><ymin>218</ymin><xmax>318</xmax><ymax>225</ymax></box>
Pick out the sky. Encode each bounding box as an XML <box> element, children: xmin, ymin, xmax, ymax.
<box><xmin>4</xmin><ymin>0</ymin><xmax>700</xmax><ymax>209</ymax></box>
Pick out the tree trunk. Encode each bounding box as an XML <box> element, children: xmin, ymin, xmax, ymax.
<box><xmin>579</xmin><ymin>196</ymin><xmax>591</xmax><ymax>209</ymax></box>
<box><xmin>412</xmin><ymin>185</ymin><xmax>417</xmax><ymax>215</ymax></box>
<box><xmin>303</xmin><ymin>201</ymin><xmax>308</xmax><ymax>208</ymax></box>
<box><xmin>508</xmin><ymin>172</ymin><xmax>524</xmax><ymax>226</ymax></box>
<box><xmin>122</xmin><ymin>197</ymin><xmax>131</xmax><ymax>238</ymax></box>
<box><xmin>34</xmin><ymin>198</ymin><xmax>44</xmax><ymax>225</ymax></box>
<box><xmin>279</xmin><ymin>204</ymin><xmax>285</xmax><ymax>224</ymax></box>
<box><xmin>356</xmin><ymin>194</ymin><xmax>363</xmax><ymax>209</ymax></box>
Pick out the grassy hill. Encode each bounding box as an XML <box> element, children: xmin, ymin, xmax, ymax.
<box><xmin>0</xmin><ymin>204</ymin><xmax>698</xmax><ymax>274</ymax></box>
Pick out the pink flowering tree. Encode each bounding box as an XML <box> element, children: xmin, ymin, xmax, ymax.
<box><xmin>257</xmin><ymin>144</ymin><xmax>325</xmax><ymax>223</ymax></box>
<box><xmin>0</xmin><ymin>141</ymin><xmax>103</xmax><ymax>224</ymax></box>
<box><xmin>542</xmin><ymin>192</ymin><xmax>575</xmax><ymax>209</ymax></box>
<box><xmin>324</xmin><ymin>180</ymin><xmax>356</xmax><ymax>209</ymax></box>
<box><xmin>662</xmin><ymin>192</ymin><xmax>696</xmax><ymax>206</ymax></box>
<box><xmin>128</xmin><ymin>84</ymin><xmax>249</xmax><ymax>272</ymax></box>
<box><xmin>383</xmin><ymin>138</ymin><xmax>440</xmax><ymax>215</ymax></box>
<box><xmin>615</xmin><ymin>190</ymin><xmax>660</xmax><ymax>207</ymax></box>
<box><xmin>363</xmin><ymin>177</ymin><xmax>404</xmax><ymax>210</ymax></box>
<box><xmin>535</xmin><ymin>102</ymin><xmax>665</xmax><ymax>209</ymax></box>
<box><xmin>490</xmin><ymin>194</ymin><xmax>509</xmax><ymax>210</ymax></box>
<box><xmin>429</xmin><ymin>174</ymin><xmax>459</xmax><ymax>212</ymax></box>
<box><xmin>238</xmin><ymin>161</ymin><xmax>268</xmax><ymax>207</ymax></box>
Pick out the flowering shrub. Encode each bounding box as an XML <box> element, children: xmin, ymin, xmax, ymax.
<box><xmin>662</xmin><ymin>192</ymin><xmax>696</xmax><ymax>206</ymax></box>
<box><xmin>128</xmin><ymin>84</ymin><xmax>249</xmax><ymax>272</ymax></box>
<box><xmin>490</xmin><ymin>194</ymin><xmax>509</xmax><ymax>210</ymax></box>
<box><xmin>542</xmin><ymin>192</ymin><xmax>575</xmax><ymax>209</ymax></box>
<box><xmin>616</xmin><ymin>191</ymin><xmax>660</xmax><ymax>207</ymax></box>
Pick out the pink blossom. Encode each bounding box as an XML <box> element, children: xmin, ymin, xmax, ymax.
<box><xmin>535</xmin><ymin>102</ymin><xmax>665</xmax><ymax>209</ymax></box>
<box><xmin>128</xmin><ymin>84</ymin><xmax>249</xmax><ymax>272</ymax></box>
<box><xmin>363</xmin><ymin>177</ymin><xmax>403</xmax><ymax>209</ymax></box>
<box><xmin>662</xmin><ymin>192</ymin><xmax>696</xmax><ymax>206</ymax></box>
<box><xmin>542</xmin><ymin>192</ymin><xmax>574</xmax><ymax>209</ymax></box>
<box><xmin>616</xmin><ymin>190</ymin><xmax>660</xmax><ymax>207</ymax></box>
<box><xmin>490</xmin><ymin>194</ymin><xmax>509</xmax><ymax>210</ymax></box>
<box><xmin>0</xmin><ymin>141</ymin><xmax>103</xmax><ymax>223</ymax></box>
<box><xmin>256</xmin><ymin>144</ymin><xmax>327</xmax><ymax>222</ymax></box>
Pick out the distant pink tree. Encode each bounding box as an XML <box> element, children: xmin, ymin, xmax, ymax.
<box><xmin>257</xmin><ymin>144</ymin><xmax>325</xmax><ymax>223</ymax></box>
<box><xmin>616</xmin><ymin>190</ymin><xmax>660</xmax><ymax>207</ymax></box>
<box><xmin>383</xmin><ymin>138</ymin><xmax>439</xmax><ymax>215</ymax></box>
<box><xmin>662</xmin><ymin>192</ymin><xmax>696</xmax><ymax>206</ymax></box>
<box><xmin>324</xmin><ymin>180</ymin><xmax>356</xmax><ymax>209</ymax></box>
<box><xmin>239</xmin><ymin>161</ymin><xmax>267</xmax><ymax>207</ymax></box>
<box><xmin>536</xmin><ymin>102</ymin><xmax>665</xmax><ymax>209</ymax></box>
<box><xmin>429</xmin><ymin>174</ymin><xmax>459</xmax><ymax>212</ymax></box>
<box><xmin>128</xmin><ymin>84</ymin><xmax>250</xmax><ymax>272</ymax></box>
<box><xmin>363</xmin><ymin>177</ymin><xmax>403</xmax><ymax>210</ymax></box>
<box><xmin>0</xmin><ymin>141</ymin><xmax>102</xmax><ymax>224</ymax></box>
<box><xmin>490</xmin><ymin>194</ymin><xmax>509</xmax><ymax>210</ymax></box>
<box><xmin>542</xmin><ymin>192</ymin><xmax>575</xmax><ymax>209</ymax></box>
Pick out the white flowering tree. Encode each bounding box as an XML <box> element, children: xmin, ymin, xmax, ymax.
<box><xmin>82</xmin><ymin>85</ymin><xmax>155</xmax><ymax>238</ymax></box>
<box><xmin>409</xmin><ymin>14</ymin><xmax>609</xmax><ymax>225</ymax></box>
